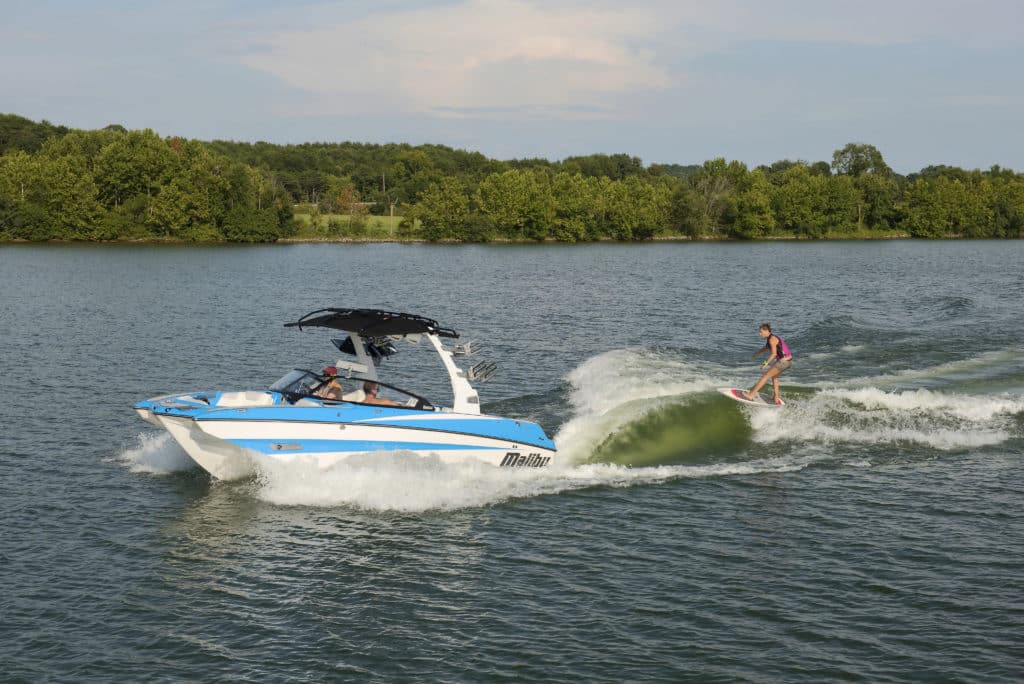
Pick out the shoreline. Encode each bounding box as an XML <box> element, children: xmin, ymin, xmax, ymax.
<box><xmin>5</xmin><ymin>233</ymin><xmax>989</xmax><ymax>246</ymax></box>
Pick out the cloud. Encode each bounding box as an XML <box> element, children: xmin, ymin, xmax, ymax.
<box><xmin>239</xmin><ymin>0</ymin><xmax>673</xmax><ymax>120</ymax></box>
<box><xmin>238</xmin><ymin>0</ymin><xmax>1023</xmax><ymax>122</ymax></box>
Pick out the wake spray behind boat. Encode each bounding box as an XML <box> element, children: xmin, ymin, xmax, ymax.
<box><xmin>135</xmin><ymin>308</ymin><xmax>557</xmax><ymax>480</ymax></box>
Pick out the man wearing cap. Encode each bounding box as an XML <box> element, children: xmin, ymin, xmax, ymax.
<box><xmin>315</xmin><ymin>366</ymin><xmax>344</xmax><ymax>400</ymax></box>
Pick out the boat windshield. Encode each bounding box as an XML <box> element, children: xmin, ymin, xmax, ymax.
<box><xmin>268</xmin><ymin>369</ymin><xmax>436</xmax><ymax>410</ymax></box>
<box><xmin>268</xmin><ymin>369</ymin><xmax>323</xmax><ymax>397</ymax></box>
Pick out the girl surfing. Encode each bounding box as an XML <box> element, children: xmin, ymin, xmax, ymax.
<box><xmin>743</xmin><ymin>323</ymin><xmax>792</xmax><ymax>405</ymax></box>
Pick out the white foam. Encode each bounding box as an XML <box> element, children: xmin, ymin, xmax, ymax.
<box><xmin>824</xmin><ymin>387</ymin><xmax>1024</xmax><ymax>421</ymax></box>
<box><xmin>118</xmin><ymin>431</ymin><xmax>198</xmax><ymax>474</ymax></box>
<box><xmin>803</xmin><ymin>344</ymin><xmax>865</xmax><ymax>360</ymax></box>
<box><xmin>253</xmin><ymin>450</ymin><xmax>810</xmax><ymax>512</ymax></box>
<box><xmin>751</xmin><ymin>387</ymin><xmax>1020</xmax><ymax>450</ymax></box>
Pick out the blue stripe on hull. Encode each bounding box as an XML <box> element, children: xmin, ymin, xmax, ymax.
<box><xmin>228</xmin><ymin>438</ymin><xmax>508</xmax><ymax>455</ymax></box>
<box><xmin>199</xmin><ymin>409</ymin><xmax>554</xmax><ymax>449</ymax></box>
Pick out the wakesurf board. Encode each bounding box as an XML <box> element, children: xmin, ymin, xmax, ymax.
<box><xmin>718</xmin><ymin>387</ymin><xmax>784</xmax><ymax>408</ymax></box>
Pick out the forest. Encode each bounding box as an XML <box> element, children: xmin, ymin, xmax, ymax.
<box><xmin>1</xmin><ymin>113</ymin><xmax>1021</xmax><ymax>242</ymax></box>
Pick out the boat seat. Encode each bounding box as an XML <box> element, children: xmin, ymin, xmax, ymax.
<box><xmin>216</xmin><ymin>391</ymin><xmax>277</xmax><ymax>408</ymax></box>
<box><xmin>342</xmin><ymin>389</ymin><xmax>366</xmax><ymax>402</ymax></box>
<box><xmin>293</xmin><ymin>398</ymin><xmax>321</xmax><ymax>407</ymax></box>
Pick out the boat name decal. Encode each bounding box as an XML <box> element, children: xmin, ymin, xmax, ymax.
<box><xmin>500</xmin><ymin>452</ymin><xmax>549</xmax><ymax>467</ymax></box>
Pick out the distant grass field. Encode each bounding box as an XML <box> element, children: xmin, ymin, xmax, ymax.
<box><xmin>290</xmin><ymin>213</ymin><xmax>414</xmax><ymax>240</ymax></box>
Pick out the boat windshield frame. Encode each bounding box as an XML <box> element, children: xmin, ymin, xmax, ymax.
<box><xmin>268</xmin><ymin>369</ymin><xmax>436</xmax><ymax>410</ymax></box>
<box><xmin>269</xmin><ymin>369</ymin><xmax>322</xmax><ymax>397</ymax></box>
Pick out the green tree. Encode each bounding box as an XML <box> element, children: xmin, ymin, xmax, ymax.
<box><xmin>560</xmin><ymin>153</ymin><xmax>644</xmax><ymax>180</ymax></box>
<box><xmin>93</xmin><ymin>129</ymin><xmax>174</xmax><ymax>207</ymax></box>
<box><xmin>388</xmin><ymin>149</ymin><xmax>443</xmax><ymax>205</ymax></box>
<box><xmin>688</xmin><ymin>158</ymin><xmax>745</xmax><ymax>236</ymax></box>
<box><xmin>473</xmin><ymin>169</ymin><xmax>553</xmax><ymax>240</ymax></box>
<box><xmin>0</xmin><ymin>114</ymin><xmax>70</xmax><ymax>155</ymax></box>
<box><xmin>668</xmin><ymin>184</ymin><xmax>705</xmax><ymax>237</ymax></box>
<box><xmin>36</xmin><ymin>155</ymin><xmax>104</xmax><ymax>239</ymax></box>
<box><xmin>551</xmin><ymin>172</ymin><xmax>598</xmax><ymax>242</ymax></box>
<box><xmin>992</xmin><ymin>176</ymin><xmax>1024</xmax><ymax>238</ymax></box>
<box><xmin>147</xmin><ymin>140</ymin><xmax>232</xmax><ymax>238</ymax></box>
<box><xmin>772</xmin><ymin>164</ymin><xmax>816</xmax><ymax>234</ymax></box>
<box><xmin>772</xmin><ymin>165</ymin><xmax>858</xmax><ymax>237</ymax></box>
<box><xmin>832</xmin><ymin>143</ymin><xmax>892</xmax><ymax>177</ymax></box>
<box><xmin>0</xmin><ymin>150</ymin><xmax>37</xmax><ymax>206</ymax></box>
<box><xmin>729</xmin><ymin>169</ymin><xmax>775</xmax><ymax>238</ymax></box>
<box><xmin>854</xmin><ymin>171</ymin><xmax>898</xmax><ymax>230</ymax></box>
<box><xmin>898</xmin><ymin>177</ymin><xmax>992</xmax><ymax>238</ymax></box>
<box><xmin>814</xmin><ymin>174</ymin><xmax>860</xmax><ymax>235</ymax></box>
<box><xmin>417</xmin><ymin>177</ymin><xmax>470</xmax><ymax>241</ymax></box>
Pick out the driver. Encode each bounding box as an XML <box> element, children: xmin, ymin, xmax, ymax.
<box><xmin>314</xmin><ymin>366</ymin><xmax>344</xmax><ymax>400</ymax></box>
<box><xmin>361</xmin><ymin>381</ymin><xmax>401</xmax><ymax>406</ymax></box>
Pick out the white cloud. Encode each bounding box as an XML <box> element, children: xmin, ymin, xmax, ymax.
<box><xmin>239</xmin><ymin>0</ymin><xmax>673</xmax><ymax>120</ymax></box>
<box><xmin>237</xmin><ymin>0</ymin><xmax>1023</xmax><ymax>122</ymax></box>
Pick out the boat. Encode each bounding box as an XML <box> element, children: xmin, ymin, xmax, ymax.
<box><xmin>135</xmin><ymin>308</ymin><xmax>557</xmax><ymax>480</ymax></box>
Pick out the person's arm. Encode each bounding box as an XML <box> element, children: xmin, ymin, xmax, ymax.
<box><xmin>753</xmin><ymin>342</ymin><xmax>770</xmax><ymax>358</ymax></box>
<box><xmin>364</xmin><ymin>395</ymin><xmax>401</xmax><ymax>406</ymax></box>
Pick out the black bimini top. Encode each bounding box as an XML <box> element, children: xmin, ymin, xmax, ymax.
<box><xmin>285</xmin><ymin>308</ymin><xmax>458</xmax><ymax>339</ymax></box>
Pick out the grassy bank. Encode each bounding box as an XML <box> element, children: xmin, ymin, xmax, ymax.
<box><xmin>289</xmin><ymin>213</ymin><xmax>411</xmax><ymax>241</ymax></box>
<box><xmin>281</xmin><ymin>216</ymin><xmax>915</xmax><ymax>243</ymax></box>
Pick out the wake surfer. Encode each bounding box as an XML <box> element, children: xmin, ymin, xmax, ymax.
<box><xmin>743</xmin><ymin>322</ymin><xmax>792</xmax><ymax>405</ymax></box>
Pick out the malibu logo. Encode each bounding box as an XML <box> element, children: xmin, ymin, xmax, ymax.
<box><xmin>500</xmin><ymin>452</ymin><xmax>550</xmax><ymax>468</ymax></box>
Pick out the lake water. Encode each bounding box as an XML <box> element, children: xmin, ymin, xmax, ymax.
<box><xmin>2</xmin><ymin>241</ymin><xmax>1023</xmax><ymax>682</ymax></box>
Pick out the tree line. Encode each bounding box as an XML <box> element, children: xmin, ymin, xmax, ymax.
<box><xmin>1</xmin><ymin>116</ymin><xmax>293</xmax><ymax>242</ymax></box>
<box><xmin>1</xmin><ymin>114</ymin><xmax>1022</xmax><ymax>242</ymax></box>
<box><xmin>409</xmin><ymin>146</ymin><xmax>1022</xmax><ymax>241</ymax></box>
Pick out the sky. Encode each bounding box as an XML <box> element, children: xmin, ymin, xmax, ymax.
<box><xmin>3</xmin><ymin>0</ymin><xmax>1023</xmax><ymax>172</ymax></box>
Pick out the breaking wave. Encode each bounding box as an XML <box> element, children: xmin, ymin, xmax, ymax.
<box><xmin>552</xmin><ymin>348</ymin><xmax>735</xmax><ymax>463</ymax></box>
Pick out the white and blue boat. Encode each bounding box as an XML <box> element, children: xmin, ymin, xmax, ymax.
<box><xmin>135</xmin><ymin>308</ymin><xmax>557</xmax><ymax>480</ymax></box>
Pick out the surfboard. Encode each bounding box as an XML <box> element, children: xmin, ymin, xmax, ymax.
<box><xmin>718</xmin><ymin>387</ymin><xmax>784</xmax><ymax>408</ymax></box>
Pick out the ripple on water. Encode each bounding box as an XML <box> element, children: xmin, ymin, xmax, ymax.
<box><xmin>3</xmin><ymin>242</ymin><xmax>1024</xmax><ymax>681</ymax></box>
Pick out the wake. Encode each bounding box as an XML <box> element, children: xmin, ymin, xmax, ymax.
<box><xmin>117</xmin><ymin>347</ymin><xmax>1023</xmax><ymax>511</ymax></box>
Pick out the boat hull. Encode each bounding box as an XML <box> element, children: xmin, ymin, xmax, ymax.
<box><xmin>157</xmin><ymin>415</ymin><xmax>259</xmax><ymax>480</ymax></box>
<box><xmin>150</xmin><ymin>408</ymin><xmax>556</xmax><ymax>481</ymax></box>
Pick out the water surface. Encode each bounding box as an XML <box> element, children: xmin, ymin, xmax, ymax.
<box><xmin>2</xmin><ymin>241</ymin><xmax>1023</xmax><ymax>681</ymax></box>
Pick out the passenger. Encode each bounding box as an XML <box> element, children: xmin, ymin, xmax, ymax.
<box><xmin>361</xmin><ymin>381</ymin><xmax>401</xmax><ymax>406</ymax></box>
<box><xmin>315</xmin><ymin>366</ymin><xmax>344</xmax><ymax>400</ymax></box>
